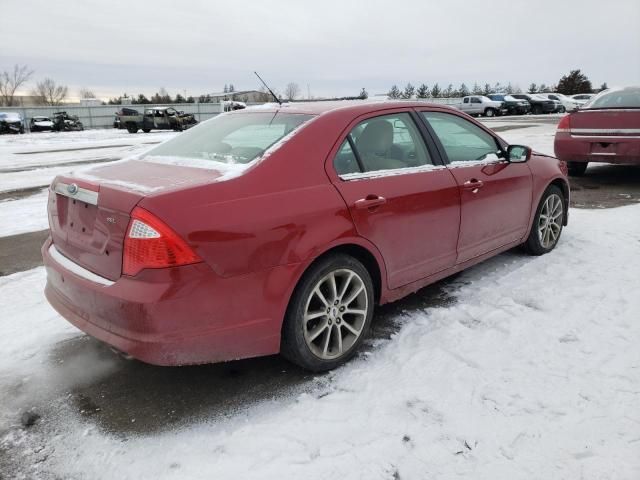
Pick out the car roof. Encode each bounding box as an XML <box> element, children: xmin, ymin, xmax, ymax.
<box><xmin>243</xmin><ymin>100</ymin><xmax>460</xmax><ymax>116</ymax></box>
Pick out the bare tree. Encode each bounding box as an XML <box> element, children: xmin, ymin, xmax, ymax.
<box><xmin>79</xmin><ymin>87</ymin><xmax>96</xmax><ymax>99</ymax></box>
<box><xmin>0</xmin><ymin>64</ymin><xmax>34</xmax><ymax>106</ymax></box>
<box><xmin>33</xmin><ymin>78</ymin><xmax>69</xmax><ymax>106</ymax></box>
<box><xmin>284</xmin><ymin>82</ymin><xmax>300</xmax><ymax>101</ymax></box>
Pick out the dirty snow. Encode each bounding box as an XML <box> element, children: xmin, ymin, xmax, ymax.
<box><xmin>1</xmin><ymin>203</ymin><xmax>639</xmax><ymax>479</ymax></box>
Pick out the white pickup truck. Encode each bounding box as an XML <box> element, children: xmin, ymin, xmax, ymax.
<box><xmin>457</xmin><ymin>95</ymin><xmax>507</xmax><ymax>117</ymax></box>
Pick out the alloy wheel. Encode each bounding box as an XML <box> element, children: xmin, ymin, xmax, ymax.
<box><xmin>302</xmin><ymin>269</ymin><xmax>368</xmax><ymax>360</ymax></box>
<box><xmin>537</xmin><ymin>193</ymin><xmax>563</xmax><ymax>249</ymax></box>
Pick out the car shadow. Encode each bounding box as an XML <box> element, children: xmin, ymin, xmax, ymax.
<box><xmin>46</xmin><ymin>276</ymin><xmax>459</xmax><ymax>436</ymax></box>
<box><xmin>569</xmin><ymin>164</ymin><xmax>640</xmax><ymax>208</ymax></box>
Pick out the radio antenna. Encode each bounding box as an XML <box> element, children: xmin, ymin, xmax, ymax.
<box><xmin>254</xmin><ymin>71</ymin><xmax>282</xmax><ymax>106</ymax></box>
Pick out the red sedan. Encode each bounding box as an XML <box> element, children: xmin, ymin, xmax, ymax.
<box><xmin>554</xmin><ymin>86</ymin><xmax>640</xmax><ymax>176</ymax></box>
<box><xmin>43</xmin><ymin>102</ymin><xmax>569</xmax><ymax>371</ymax></box>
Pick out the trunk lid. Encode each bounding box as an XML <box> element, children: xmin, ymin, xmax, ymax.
<box><xmin>570</xmin><ymin>109</ymin><xmax>640</xmax><ymax>135</ymax></box>
<box><xmin>48</xmin><ymin>159</ymin><xmax>224</xmax><ymax>280</ymax></box>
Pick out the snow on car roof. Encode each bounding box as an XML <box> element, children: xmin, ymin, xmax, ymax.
<box><xmin>243</xmin><ymin>100</ymin><xmax>459</xmax><ymax>116</ymax></box>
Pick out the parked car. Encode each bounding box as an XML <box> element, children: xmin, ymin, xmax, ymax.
<box><xmin>457</xmin><ymin>95</ymin><xmax>507</xmax><ymax>117</ymax></box>
<box><xmin>52</xmin><ymin>111</ymin><xmax>84</xmax><ymax>131</ymax></box>
<box><xmin>113</xmin><ymin>107</ymin><xmax>139</xmax><ymax>129</ymax></box>
<box><xmin>487</xmin><ymin>94</ymin><xmax>531</xmax><ymax>115</ymax></box>
<box><xmin>116</xmin><ymin>106</ymin><xmax>198</xmax><ymax>133</ymax></box>
<box><xmin>537</xmin><ymin>93</ymin><xmax>579</xmax><ymax>112</ymax></box>
<box><xmin>0</xmin><ymin>112</ymin><xmax>25</xmax><ymax>134</ymax></box>
<box><xmin>570</xmin><ymin>93</ymin><xmax>595</xmax><ymax>106</ymax></box>
<box><xmin>554</xmin><ymin>86</ymin><xmax>640</xmax><ymax>176</ymax></box>
<box><xmin>512</xmin><ymin>94</ymin><xmax>562</xmax><ymax>114</ymax></box>
<box><xmin>30</xmin><ymin>116</ymin><xmax>54</xmax><ymax>132</ymax></box>
<box><xmin>43</xmin><ymin>101</ymin><xmax>569</xmax><ymax>371</ymax></box>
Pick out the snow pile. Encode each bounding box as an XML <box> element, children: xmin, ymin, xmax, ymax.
<box><xmin>0</xmin><ymin>188</ymin><xmax>49</xmax><ymax>236</ymax></box>
<box><xmin>1</xmin><ymin>204</ymin><xmax>638</xmax><ymax>479</ymax></box>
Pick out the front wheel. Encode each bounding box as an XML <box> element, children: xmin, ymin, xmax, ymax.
<box><xmin>281</xmin><ymin>254</ymin><xmax>374</xmax><ymax>372</ymax></box>
<box><xmin>484</xmin><ymin>108</ymin><xmax>496</xmax><ymax>117</ymax></box>
<box><xmin>523</xmin><ymin>185</ymin><xmax>565</xmax><ymax>255</ymax></box>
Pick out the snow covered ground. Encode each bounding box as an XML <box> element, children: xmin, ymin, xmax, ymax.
<box><xmin>1</xmin><ymin>204</ymin><xmax>639</xmax><ymax>479</ymax></box>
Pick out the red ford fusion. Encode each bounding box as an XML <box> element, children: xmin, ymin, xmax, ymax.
<box><xmin>43</xmin><ymin>101</ymin><xmax>569</xmax><ymax>371</ymax></box>
<box><xmin>554</xmin><ymin>86</ymin><xmax>640</xmax><ymax>176</ymax></box>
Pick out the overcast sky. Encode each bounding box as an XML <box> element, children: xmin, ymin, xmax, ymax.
<box><xmin>2</xmin><ymin>0</ymin><xmax>639</xmax><ymax>100</ymax></box>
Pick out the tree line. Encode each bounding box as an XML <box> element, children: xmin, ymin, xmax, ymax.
<box><xmin>388</xmin><ymin>70</ymin><xmax>604</xmax><ymax>99</ymax></box>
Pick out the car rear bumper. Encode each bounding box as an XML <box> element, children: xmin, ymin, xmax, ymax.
<box><xmin>554</xmin><ymin>132</ymin><xmax>640</xmax><ymax>165</ymax></box>
<box><xmin>42</xmin><ymin>238</ymin><xmax>294</xmax><ymax>365</ymax></box>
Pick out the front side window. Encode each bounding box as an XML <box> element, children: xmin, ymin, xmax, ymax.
<box><xmin>421</xmin><ymin>111</ymin><xmax>502</xmax><ymax>163</ymax></box>
<box><xmin>334</xmin><ymin>112</ymin><xmax>432</xmax><ymax>176</ymax></box>
<box><xmin>147</xmin><ymin>112</ymin><xmax>314</xmax><ymax>165</ymax></box>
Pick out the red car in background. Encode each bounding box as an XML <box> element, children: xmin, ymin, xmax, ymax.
<box><xmin>554</xmin><ymin>86</ymin><xmax>640</xmax><ymax>176</ymax></box>
<box><xmin>43</xmin><ymin>102</ymin><xmax>569</xmax><ymax>371</ymax></box>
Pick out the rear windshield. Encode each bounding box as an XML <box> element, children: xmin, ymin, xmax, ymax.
<box><xmin>583</xmin><ymin>89</ymin><xmax>640</xmax><ymax>109</ymax></box>
<box><xmin>146</xmin><ymin>111</ymin><xmax>314</xmax><ymax>165</ymax></box>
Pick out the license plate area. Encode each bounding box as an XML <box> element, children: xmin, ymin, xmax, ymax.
<box><xmin>590</xmin><ymin>142</ymin><xmax>617</xmax><ymax>156</ymax></box>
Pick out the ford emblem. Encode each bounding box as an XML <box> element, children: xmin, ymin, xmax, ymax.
<box><xmin>67</xmin><ymin>183</ymin><xmax>79</xmax><ymax>195</ymax></box>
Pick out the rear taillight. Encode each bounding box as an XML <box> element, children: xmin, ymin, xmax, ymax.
<box><xmin>123</xmin><ymin>207</ymin><xmax>201</xmax><ymax>276</ymax></box>
<box><xmin>557</xmin><ymin>115</ymin><xmax>571</xmax><ymax>133</ymax></box>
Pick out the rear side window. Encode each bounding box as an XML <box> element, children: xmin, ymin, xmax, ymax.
<box><xmin>334</xmin><ymin>112</ymin><xmax>433</xmax><ymax>176</ymax></box>
<box><xmin>421</xmin><ymin>112</ymin><xmax>502</xmax><ymax>163</ymax></box>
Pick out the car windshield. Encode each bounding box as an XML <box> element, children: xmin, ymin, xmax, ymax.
<box><xmin>504</xmin><ymin>95</ymin><xmax>518</xmax><ymax>101</ymax></box>
<box><xmin>146</xmin><ymin>111</ymin><xmax>315</xmax><ymax>165</ymax></box>
<box><xmin>583</xmin><ymin>88</ymin><xmax>640</xmax><ymax>109</ymax></box>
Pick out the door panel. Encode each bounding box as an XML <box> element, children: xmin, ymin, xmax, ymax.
<box><xmin>420</xmin><ymin>110</ymin><xmax>533</xmax><ymax>263</ymax></box>
<box><xmin>447</xmin><ymin>162</ymin><xmax>532</xmax><ymax>262</ymax></box>
<box><xmin>335</xmin><ymin>171</ymin><xmax>460</xmax><ymax>288</ymax></box>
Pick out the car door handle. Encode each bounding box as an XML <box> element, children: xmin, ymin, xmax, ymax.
<box><xmin>462</xmin><ymin>179</ymin><xmax>484</xmax><ymax>192</ymax></box>
<box><xmin>355</xmin><ymin>195</ymin><xmax>387</xmax><ymax>210</ymax></box>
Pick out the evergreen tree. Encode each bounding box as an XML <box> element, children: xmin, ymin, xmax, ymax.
<box><xmin>538</xmin><ymin>83</ymin><xmax>549</xmax><ymax>93</ymax></box>
<box><xmin>458</xmin><ymin>83</ymin><xmax>470</xmax><ymax>97</ymax></box>
<box><xmin>483</xmin><ymin>83</ymin><xmax>492</xmax><ymax>95</ymax></box>
<box><xmin>174</xmin><ymin>93</ymin><xmax>186</xmax><ymax>103</ymax></box>
<box><xmin>186</xmin><ymin>96</ymin><xmax>195</xmax><ymax>103</ymax></box>
<box><xmin>493</xmin><ymin>82</ymin><xmax>503</xmax><ymax>93</ymax></box>
<box><xmin>388</xmin><ymin>85</ymin><xmax>401</xmax><ymax>99</ymax></box>
<box><xmin>528</xmin><ymin>83</ymin><xmax>538</xmax><ymax>93</ymax></box>
<box><xmin>416</xmin><ymin>83</ymin><xmax>430</xmax><ymax>98</ymax></box>
<box><xmin>136</xmin><ymin>94</ymin><xmax>150</xmax><ymax>104</ymax></box>
<box><xmin>402</xmin><ymin>83</ymin><xmax>415</xmax><ymax>99</ymax></box>
<box><xmin>198</xmin><ymin>94</ymin><xmax>212</xmax><ymax>103</ymax></box>
<box><xmin>359</xmin><ymin>88</ymin><xmax>368</xmax><ymax>99</ymax></box>
<box><xmin>599</xmin><ymin>82</ymin><xmax>608</xmax><ymax>92</ymax></box>
<box><xmin>471</xmin><ymin>82</ymin><xmax>482</xmax><ymax>95</ymax></box>
<box><xmin>443</xmin><ymin>84</ymin><xmax>454</xmax><ymax>97</ymax></box>
<box><xmin>223</xmin><ymin>84</ymin><xmax>229</xmax><ymax>93</ymax></box>
<box><xmin>430</xmin><ymin>83</ymin><xmax>441</xmax><ymax>98</ymax></box>
<box><xmin>228</xmin><ymin>84</ymin><xmax>235</xmax><ymax>93</ymax></box>
<box><xmin>556</xmin><ymin>69</ymin><xmax>593</xmax><ymax>95</ymax></box>
<box><xmin>505</xmin><ymin>82</ymin><xmax>514</xmax><ymax>94</ymax></box>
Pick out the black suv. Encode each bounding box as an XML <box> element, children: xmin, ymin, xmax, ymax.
<box><xmin>487</xmin><ymin>94</ymin><xmax>531</xmax><ymax>115</ymax></box>
<box><xmin>0</xmin><ymin>112</ymin><xmax>25</xmax><ymax>134</ymax></box>
<box><xmin>511</xmin><ymin>94</ymin><xmax>560</xmax><ymax>114</ymax></box>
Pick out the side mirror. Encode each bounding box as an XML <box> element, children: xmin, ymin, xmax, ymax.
<box><xmin>507</xmin><ymin>144</ymin><xmax>531</xmax><ymax>163</ymax></box>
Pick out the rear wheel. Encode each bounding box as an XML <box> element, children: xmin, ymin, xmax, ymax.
<box><xmin>532</xmin><ymin>105</ymin><xmax>542</xmax><ymax>115</ymax></box>
<box><xmin>142</xmin><ymin>129</ymin><xmax>151</xmax><ymax>133</ymax></box>
<box><xmin>281</xmin><ymin>254</ymin><xmax>374</xmax><ymax>372</ymax></box>
<box><xmin>484</xmin><ymin>108</ymin><xmax>496</xmax><ymax>117</ymax></box>
<box><xmin>568</xmin><ymin>161</ymin><xmax>588</xmax><ymax>176</ymax></box>
<box><xmin>523</xmin><ymin>185</ymin><xmax>565</xmax><ymax>255</ymax></box>
<box><xmin>126</xmin><ymin>124</ymin><xmax>138</xmax><ymax>134</ymax></box>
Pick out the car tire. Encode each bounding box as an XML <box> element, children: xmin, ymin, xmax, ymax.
<box><xmin>142</xmin><ymin>129</ymin><xmax>151</xmax><ymax>133</ymax></box>
<box><xmin>559</xmin><ymin>106</ymin><xmax>566</xmax><ymax>113</ymax></box>
<box><xmin>523</xmin><ymin>185</ymin><xmax>565</xmax><ymax>256</ymax></box>
<box><xmin>484</xmin><ymin>108</ymin><xmax>496</xmax><ymax>117</ymax></box>
<box><xmin>127</xmin><ymin>124</ymin><xmax>138</xmax><ymax>134</ymax></box>
<box><xmin>281</xmin><ymin>253</ymin><xmax>375</xmax><ymax>372</ymax></box>
<box><xmin>532</xmin><ymin>105</ymin><xmax>542</xmax><ymax>115</ymax></box>
<box><xmin>567</xmin><ymin>161</ymin><xmax>588</xmax><ymax>176</ymax></box>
